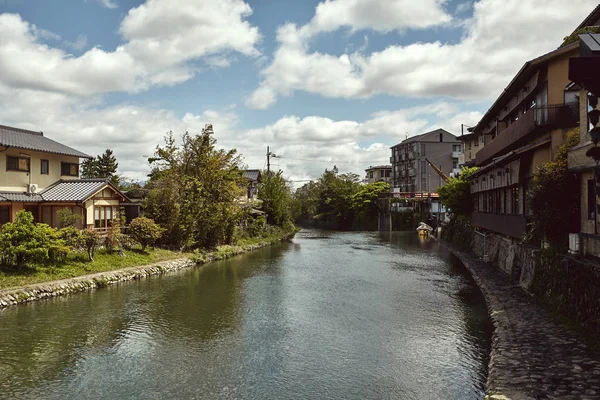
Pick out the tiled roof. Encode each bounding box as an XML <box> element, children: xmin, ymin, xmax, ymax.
<box><xmin>41</xmin><ymin>179</ymin><xmax>113</xmax><ymax>202</ymax></box>
<box><xmin>243</xmin><ymin>169</ymin><xmax>261</xmax><ymax>182</ymax></box>
<box><xmin>0</xmin><ymin>124</ymin><xmax>91</xmax><ymax>159</ymax></box>
<box><xmin>0</xmin><ymin>192</ymin><xmax>44</xmax><ymax>202</ymax></box>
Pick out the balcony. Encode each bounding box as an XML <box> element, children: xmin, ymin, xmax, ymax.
<box><xmin>452</xmin><ymin>150</ymin><xmax>462</xmax><ymax>158</ymax></box>
<box><xmin>472</xmin><ymin>212</ymin><xmax>528</xmax><ymax>239</ymax></box>
<box><xmin>390</xmin><ymin>156</ymin><xmax>394</xmax><ymax>163</ymax></box>
<box><xmin>475</xmin><ymin>102</ymin><xmax>579</xmax><ymax>166</ymax></box>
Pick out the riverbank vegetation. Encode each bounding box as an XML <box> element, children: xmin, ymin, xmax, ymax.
<box><xmin>0</xmin><ymin>125</ymin><xmax>298</xmax><ymax>289</ymax></box>
<box><xmin>292</xmin><ymin>166</ymin><xmax>390</xmax><ymax>230</ymax></box>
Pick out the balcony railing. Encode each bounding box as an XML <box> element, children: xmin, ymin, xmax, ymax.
<box><xmin>452</xmin><ymin>150</ymin><xmax>462</xmax><ymax>158</ymax></box>
<box><xmin>475</xmin><ymin>102</ymin><xmax>579</xmax><ymax>166</ymax></box>
<box><xmin>472</xmin><ymin>212</ymin><xmax>528</xmax><ymax>239</ymax></box>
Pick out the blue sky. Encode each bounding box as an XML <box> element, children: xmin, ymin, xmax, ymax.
<box><xmin>0</xmin><ymin>0</ymin><xmax>596</xmax><ymax>182</ymax></box>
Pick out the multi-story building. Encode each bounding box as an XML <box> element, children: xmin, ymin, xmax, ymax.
<box><xmin>0</xmin><ymin>124</ymin><xmax>130</xmax><ymax>230</ymax></box>
<box><xmin>568</xmin><ymin>29</ymin><xmax>600</xmax><ymax>256</ymax></box>
<box><xmin>365</xmin><ymin>165</ymin><xmax>392</xmax><ymax>184</ymax></box>
<box><xmin>468</xmin><ymin>41</ymin><xmax>582</xmax><ymax>239</ymax></box>
<box><xmin>390</xmin><ymin>128</ymin><xmax>461</xmax><ymax>193</ymax></box>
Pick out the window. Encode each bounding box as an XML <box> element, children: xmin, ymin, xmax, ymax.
<box><xmin>439</xmin><ymin>132</ymin><xmax>443</xmax><ymax>142</ymax></box>
<box><xmin>94</xmin><ymin>206</ymin><xmax>118</xmax><ymax>229</ymax></box>
<box><xmin>385</xmin><ymin>170</ymin><xmax>391</xmax><ymax>177</ymax></box>
<box><xmin>511</xmin><ymin>187</ymin><xmax>519</xmax><ymax>215</ymax></box>
<box><xmin>588</xmin><ymin>179</ymin><xmax>596</xmax><ymax>220</ymax></box>
<box><xmin>421</xmin><ymin>144</ymin><xmax>426</xmax><ymax>156</ymax></box>
<box><xmin>379</xmin><ymin>170</ymin><xmax>384</xmax><ymax>178</ymax></box>
<box><xmin>6</xmin><ymin>156</ymin><xmax>30</xmax><ymax>172</ymax></box>
<box><xmin>0</xmin><ymin>206</ymin><xmax>9</xmax><ymax>225</ymax></box>
<box><xmin>61</xmin><ymin>162</ymin><xmax>79</xmax><ymax>177</ymax></box>
<box><xmin>369</xmin><ymin>171</ymin><xmax>373</xmax><ymax>179</ymax></box>
<box><xmin>41</xmin><ymin>159</ymin><xmax>49</xmax><ymax>175</ymax></box>
<box><xmin>474</xmin><ymin>139</ymin><xmax>479</xmax><ymax>148</ymax></box>
<box><xmin>452</xmin><ymin>159</ymin><xmax>458</xmax><ymax>169</ymax></box>
<box><xmin>453</xmin><ymin>145</ymin><xmax>461</xmax><ymax>152</ymax></box>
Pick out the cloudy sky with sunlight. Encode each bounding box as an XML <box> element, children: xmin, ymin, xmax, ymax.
<box><xmin>0</xmin><ymin>0</ymin><xmax>597</xmax><ymax>182</ymax></box>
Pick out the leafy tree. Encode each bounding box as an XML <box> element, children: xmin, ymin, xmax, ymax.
<box><xmin>144</xmin><ymin>125</ymin><xmax>246</xmax><ymax>249</ymax></box>
<box><xmin>438</xmin><ymin>166</ymin><xmax>479</xmax><ymax>218</ymax></box>
<box><xmin>128</xmin><ymin>217</ymin><xmax>164</xmax><ymax>251</ymax></box>
<box><xmin>258</xmin><ymin>170</ymin><xmax>293</xmax><ymax>226</ymax></box>
<box><xmin>562</xmin><ymin>26</ymin><xmax>600</xmax><ymax>47</ymax></box>
<box><xmin>527</xmin><ymin>128</ymin><xmax>580</xmax><ymax>247</ymax></box>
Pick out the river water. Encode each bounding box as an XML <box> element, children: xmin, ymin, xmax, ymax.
<box><xmin>0</xmin><ymin>230</ymin><xmax>491</xmax><ymax>399</ymax></box>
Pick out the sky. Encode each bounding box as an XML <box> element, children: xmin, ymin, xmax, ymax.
<box><xmin>0</xmin><ymin>0</ymin><xmax>597</xmax><ymax>184</ymax></box>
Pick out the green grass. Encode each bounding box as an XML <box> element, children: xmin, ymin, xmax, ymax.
<box><xmin>0</xmin><ymin>247</ymin><xmax>189</xmax><ymax>290</ymax></box>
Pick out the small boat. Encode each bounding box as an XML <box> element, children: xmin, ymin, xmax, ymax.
<box><xmin>416</xmin><ymin>222</ymin><xmax>433</xmax><ymax>237</ymax></box>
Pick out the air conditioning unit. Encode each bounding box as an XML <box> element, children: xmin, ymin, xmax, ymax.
<box><xmin>27</xmin><ymin>184</ymin><xmax>38</xmax><ymax>194</ymax></box>
<box><xmin>568</xmin><ymin>233</ymin><xmax>580</xmax><ymax>254</ymax></box>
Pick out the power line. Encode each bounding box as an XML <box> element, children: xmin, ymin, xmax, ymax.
<box><xmin>278</xmin><ymin>156</ymin><xmax>384</xmax><ymax>164</ymax></box>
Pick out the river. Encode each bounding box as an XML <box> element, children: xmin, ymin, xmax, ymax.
<box><xmin>0</xmin><ymin>230</ymin><xmax>491</xmax><ymax>399</ymax></box>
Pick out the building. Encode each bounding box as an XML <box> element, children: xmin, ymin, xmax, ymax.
<box><xmin>468</xmin><ymin>41</ymin><xmax>582</xmax><ymax>239</ymax></box>
<box><xmin>390</xmin><ymin>128</ymin><xmax>461</xmax><ymax>193</ymax></box>
<box><xmin>241</xmin><ymin>169</ymin><xmax>262</xmax><ymax>202</ymax></box>
<box><xmin>0</xmin><ymin>124</ymin><xmax>130</xmax><ymax>229</ymax></box>
<box><xmin>365</xmin><ymin>165</ymin><xmax>392</xmax><ymax>184</ymax></box>
<box><xmin>568</xmin><ymin>31</ymin><xmax>600</xmax><ymax>256</ymax></box>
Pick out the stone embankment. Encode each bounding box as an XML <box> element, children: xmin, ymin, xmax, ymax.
<box><xmin>0</xmin><ymin>239</ymin><xmax>288</xmax><ymax>309</ymax></box>
<box><xmin>440</xmin><ymin>239</ymin><xmax>600</xmax><ymax>400</ymax></box>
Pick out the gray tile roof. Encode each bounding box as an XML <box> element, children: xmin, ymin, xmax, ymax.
<box><xmin>0</xmin><ymin>125</ymin><xmax>91</xmax><ymax>158</ymax></box>
<box><xmin>0</xmin><ymin>192</ymin><xmax>44</xmax><ymax>202</ymax></box>
<box><xmin>243</xmin><ymin>169</ymin><xmax>261</xmax><ymax>182</ymax></box>
<box><xmin>0</xmin><ymin>179</ymin><xmax>131</xmax><ymax>203</ymax></box>
<box><xmin>41</xmin><ymin>179</ymin><xmax>113</xmax><ymax>202</ymax></box>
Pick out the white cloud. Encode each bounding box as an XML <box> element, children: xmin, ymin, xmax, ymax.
<box><xmin>64</xmin><ymin>34</ymin><xmax>88</xmax><ymax>51</ymax></box>
<box><xmin>248</xmin><ymin>0</ymin><xmax>598</xmax><ymax>108</ymax></box>
<box><xmin>0</xmin><ymin>0</ymin><xmax>260</xmax><ymax>97</ymax></box>
<box><xmin>98</xmin><ymin>0</ymin><xmax>118</xmax><ymax>9</ymax></box>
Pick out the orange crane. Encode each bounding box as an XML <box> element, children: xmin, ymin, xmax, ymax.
<box><xmin>424</xmin><ymin>158</ymin><xmax>448</xmax><ymax>182</ymax></box>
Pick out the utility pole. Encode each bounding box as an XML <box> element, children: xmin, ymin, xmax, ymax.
<box><xmin>267</xmin><ymin>146</ymin><xmax>278</xmax><ymax>175</ymax></box>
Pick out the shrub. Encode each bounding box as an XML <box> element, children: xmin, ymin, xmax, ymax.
<box><xmin>81</xmin><ymin>229</ymin><xmax>101</xmax><ymax>261</ymax></box>
<box><xmin>128</xmin><ymin>217</ymin><xmax>164</xmax><ymax>251</ymax></box>
<box><xmin>58</xmin><ymin>226</ymin><xmax>83</xmax><ymax>250</ymax></box>
<box><xmin>0</xmin><ymin>210</ymin><xmax>65</xmax><ymax>268</ymax></box>
<box><xmin>56</xmin><ymin>208</ymin><xmax>82</xmax><ymax>228</ymax></box>
<box><xmin>104</xmin><ymin>220</ymin><xmax>124</xmax><ymax>253</ymax></box>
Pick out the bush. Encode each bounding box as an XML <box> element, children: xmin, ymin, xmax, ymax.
<box><xmin>104</xmin><ymin>220</ymin><xmax>124</xmax><ymax>253</ymax></box>
<box><xmin>0</xmin><ymin>210</ymin><xmax>65</xmax><ymax>269</ymax></box>
<box><xmin>58</xmin><ymin>226</ymin><xmax>83</xmax><ymax>250</ymax></box>
<box><xmin>81</xmin><ymin>230</ymin><xmax>101</xmax><ymax>261</ymax></box>
<box><xmin>128</xmin><ymin>217</ymin><xmax>164</xmax><ymax>251</ymax></box>
<box><xmin>56</xmin><ymin>208</ymin><xmax>82</xmax><ymax>228</ymax></box>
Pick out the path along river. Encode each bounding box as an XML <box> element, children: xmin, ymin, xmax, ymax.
<box><xmin>0</xmin><ymin>230</ymin><xmax>492</xmax><ymax>399</ymax></box>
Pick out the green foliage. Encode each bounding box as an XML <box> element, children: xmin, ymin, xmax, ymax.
<box><xmin>128</xmin><ymin>217</ymin><xmax>164</xmax><ymax>251</ymax></box>
<box><xmin>438</xmin><ymin>166</ymin><xmax>479</xmax><ymax>217</ymax></box>
<box><xmin>0</xmin><ymin>211</ymin><xmax>66</xmax><ymax>269</ymax></box>
<box><xmin>104</xmin><ymin>220</ymin><xmax>124</xmax><ymax>254</ymax></box>
<box><xmin>258</xmin><ymin>171</ymin><xmax>293</xmax><ymax>226</ymax></box>
<box><xmin>526</xmin><ymin>128</ymin><xmax>580</xmax><ymax>248</ymax></box>
<box><xmin>81</xmin><ymin>149</ymin><xmax>120</xmax><ymax>187</ymax></box>
<box><xmin>562</xmin><ymin>26</ymin><xmax>600</xmax><ymax>47</ymax></box>
<box><xmin>144</xmin><ymin>126</ymin><xmax>246</xmax><ymax>250</ymax></box>
<box><xmin>80</xmin><ymin>230</ymin><xmax>101</xmax><ymax>261</ymax></box>
<box><xmin>58</xmin><ymin>226</ymin><xmax>83</xmax><ymax>250</ymax></box>
<box><xmin>56</xmin><ymin>208</ymin><xmax>82</xmax><ymax>228</ymax></box>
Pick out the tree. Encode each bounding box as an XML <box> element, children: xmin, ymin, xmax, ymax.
<box><xmin>438</xmin><ymin>166</ymin><xmax>479</xmax><ymax>218</ymax></box>
<box><xmin>56</xmin><ymin>208</ymin><xmax>82</xmax><ymax>228</ymax></box>
<box><xmin>80</xmin><ymin>149</ymin><xmax>120</xmax><ymax>186</ymax></box>
<box><xmin>144</xmin><ymin>125</ymin><xmax>246</xmax><ymax>249</ymax></box>
<box><xmin>129</xmin><ymin>217</ymin><xmax>164</xmax><ymax>251</ymax></box>
<box><xmin>258</xmin><ymin>170</ymin><xmax>293</xmax><ymax>226</ymax></box>
<box><xmin>527</xmin><ymin>128</ymin><xmax>580</xmax><ymax>247</ymax></box>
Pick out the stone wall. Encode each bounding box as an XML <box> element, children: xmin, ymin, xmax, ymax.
<box><xmin>0</xmin><ymin>258</ymin><xmax>195</xmax><ymax>308</ymax></box>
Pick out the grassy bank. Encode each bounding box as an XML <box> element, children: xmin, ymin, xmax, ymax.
<box><xmin>0</xmin><ymin>225</ymin><xmax>298</xmax><ymax>291</ymax></box>
<box><xmin>0</xmin><ymin>247</ymin><xmax>189</xmax><ymax>290</ymax></box>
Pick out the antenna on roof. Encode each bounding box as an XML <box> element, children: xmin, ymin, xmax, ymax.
<box><xmin>405</xmin><ymin>131</ymin><xmax>408</xmax><ymax>141</ymax></box>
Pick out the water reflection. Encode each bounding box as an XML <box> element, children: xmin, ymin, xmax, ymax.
<box><xmin>0</xmin><ymin>230</ymin><xmax>490</xmax><ymax>400</ymax></box>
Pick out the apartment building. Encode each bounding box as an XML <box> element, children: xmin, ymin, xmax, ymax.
<box><xmin>468</xmin><ymin>42</ymin><xmax>582</xmax><ymax>239</ymax></box>
<box><xmin>390</xmin><ymin>129</ymin><xmax>461</xmax><ymax>193</ymax></box>
<box><xmin>365</xmin><ymin>165</ymin><xmax>392</xmax><ymax>184</ymax></box>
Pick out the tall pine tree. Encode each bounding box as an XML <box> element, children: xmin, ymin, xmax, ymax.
<box><xmin>80</xmin><ymin>149</ymin><xmax>120</xmax><ymax>186</ymax></box>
